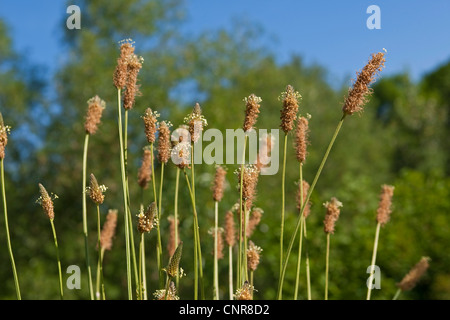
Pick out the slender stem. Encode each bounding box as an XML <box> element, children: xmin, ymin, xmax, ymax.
<box><xmin>228</xmin><ymin>245</ymin><xmax>234</xmax><ymax>300</ymax></box>
<box><xmin>184</xmin><ymin>169</ymin><xmax>204</xmax><ymax>299</ymax></box>
<box><xmin>81</xmin><ymin>133</ymin><xmax>94</xmax><ymax>300</ymax></box>
<box><xmin>100</xmin><ymin>247</ymin><xmax>106</xmax><ymax>300</ymax></box>
<box><xmin>142</xmin><ymin>230</ymin><xmax>147</xmax><ymax>300</ymax></box>
<box><xmin>124</xmin><ymin>110</ymin><xmax>139</xmax><ymax>292</ymax></box>
<box><xmin>174</xmin><ymin>168</ymin><xmax>180</xmax><ymax>289</ymax></box>
<box><xmin>158</xmin><ymin>162</ymin><xmax>165</xmax><ymax>286</ymax></box>
<box><xmin>138</xmin><ymin>233</ymin><xmax>144</xmax><ymax>300</ymax></box>
<box><xmin>116</xmin><ymin>88</ymin><xmax>132</xmax><ymax>299</ymax></box>
<box><xmin>214</xmin><ymin>201</ymin><xmax>219</xmax><ymax>300</ymax></box>
<box><xmin>95</xmin><ymin>205</ymin><xmax>104</xmax><ymax>300</ymax></box>
<box><xmin>325</xmin><ymin>233</ymin><xmax>330</xmax><ymax>300</ymax></box>
<box><xmin>243</xmin><ymin>202</ymin><xmax>248</xmax><ymax>282</ymax></box>
<box><xmin>277</xmin><ymin>114</ymin><xmax>346</xmax><ymax>300</ymax></box>
<box><xmin>151</xmin><ymin>143</ymin><xmax>163</xmax><ymax>288</ymax></box>
<box><xmin>304</xmin><ymin>221</ymin><xmax>312</xmax><ymax>300</ymax></box>
<box><xmin>392</xmin><ymin>288</ymin><xmax>402</xmax><ymax>300</ymax></box>
<box><xmin>190</xmin><ymin>146</ymin><xmax>205</xmax><ymax>299</ymax></box>
<box><xmin>279</xmin><ymin>133</ymin><xmax>288</xmax><ymax>295</ymax></box>
<box><xmin>184</xmin><ymin>170</ymin><xmax>198</xmax><ymax>299</ymax></box>
<box><xmin>367</xmin><ymin>222</ymin><xmax>382</xmax><ymax>300</ymax></box>
<box><xmin>238</xmin><ymin>135</ymin><xmax>247</xmax><ymax>288</ymax></box>
<box><xmin>250</xmin><ymin>270</ymin><xmax>254</xmax><ymax>299</ymax></box>
<box><xmin>294</xmin><ymin>163</ymin><xmax>304</xmax><ymax>300</ymax></box>
<box><xmin>1</xmin><ymin>158</ymin><xmax>21</xmax><ymax>300</ymax></box>
<box><xmin>50</xmin><ymin>219</ymin><xmax>64</xmax><ymax>300</ymax></box>
<box><xmin>163</xmin><ymin>275</ymin><xmax>171</xmax><ymax>300</ymax></box>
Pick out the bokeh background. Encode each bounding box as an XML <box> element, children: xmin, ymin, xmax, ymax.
<box><xmin>0</xmin><ymin>0</ymin><xmax>449</xmax><ymax>300</ymax></box>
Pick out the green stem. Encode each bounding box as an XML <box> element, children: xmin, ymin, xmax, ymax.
<box><xmin>392</xmin><ymin>288</ymin><xmax>402</xmax><ymax>300</ymax></box>
<box><xmin>243</xmin><ymin>202</ymin><xmax>248</xmax><ymax>282</ymax></box>
<box><xmin>158</xmin><ymin>162</ymin><xmax>165</xmax><ymax>286</ymax></box>
<box><xmin>325</xmin><ymin>233</ymin><xmax>330</xmax><ymax>300</ymax></box>
<box><xmin>95</xmin><ymin>205</ymin><xmax>104</xmax><ymax>300</ymax></box>
<box><xmin>228</xmin><ymin>245</ymin><xmax>234</xmax><ymax>300</ymax></box>
<box><xmin>164</xmin><ymin>275</ymin><xmax>171</xmax><ymax>300</ymax></box>
<box><xmin>124</xmin><ymin>110</ymin><xmax>139</xmax><ymax>293</ymax></box>
<box><xmin>1</xmin><ymin>158</ymin><xmax>21</xmax><ymax>300</ymax></box>
<box><xmin>50</xmin><ymin>218</ymin><xmax>64</xmax><ymax>300</ymax></box>
<box><xmin>214</xmin><ymin>201</ymin><xmax>219</xmax><ymax>300</ymax></box>
<box><xmin>190</xmin><ymin>146</ymin><xmax>205</xmax><ymax>299</ymax></box>
<box><xmin>138</xmin><ymin>233</ymin><xmax>144</xmax><ymax>300</ymax></box>
<box><xmin>294</xmin><ymin>163</ymin><xmax>304</xmax><ymax>300</ymax></box>
<box><xmin>279</xmin><ymin>133</ymin><xmax>288</xmax><ymax>296</ymax></box>
<box><xmin>184</xmin><ymin>169</ymin><xmax>204</xmax><ymax>300</ymax></box>
<box><xmin>81</xmin><ymin>133</ymin><xmax>94</xmax><ymax>300</ymax></box>
<box><xmin>174</xmin><ymin>168</ymin><xmax>180</xmax><ymax>289</ymax></box>
<box><xmin>116</xmin><ymin>88</ymin><xmax>132</xmax><ymax>299</ymax></box>
<box><xmin>367</xmin><ymin>222</ymin><xmax>381</xmax><ymax>300</ymax></box>
<box><xmin>151</xmin><ymin>143</ymin><xmax>163</xmax><ymax>289</ymax></box>
<box><xmin>100</xmin><ymin>247</ymin><xmax>106</xmax><ymax>300</ymax></box>
<box><xmin>277</xmin><ymin>114</ymin><xmax>346</xmax><ymax>300</ymax></box>
<box><xmin>304</xmin><ymin>221</ymin><xmax>312</xmax><ymax>300</ymax></box>
<box><xmin>238</xmin><ymin>135</ymin><xmax>247</xmax><ymax>289</ymax></box>
<box><xmin>250</xmin><ymin>270</ymin><xmax>254</xmax><ymax>299</ymax></box>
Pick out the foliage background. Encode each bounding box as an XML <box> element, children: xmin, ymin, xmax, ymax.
<box><xmin>0</xmin><ymin>0</ymin><xmax>449</xmax><ymax>300</ymax></box>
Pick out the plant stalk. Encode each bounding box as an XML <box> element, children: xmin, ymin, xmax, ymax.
<box><xmin>367</xmin><ymin>222</ymin><xmax>381</xmax><ymax>300</ymax></box>
<box><xmin>50</xmin><ymin>218</ymin><xmax>64</xmax><ymax>300</ymax></box>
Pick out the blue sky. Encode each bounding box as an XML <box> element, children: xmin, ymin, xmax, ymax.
<box><xmin>1</xmin><ymin>0</ymin><xmax>450</xmax><ymax>86</ymax></box>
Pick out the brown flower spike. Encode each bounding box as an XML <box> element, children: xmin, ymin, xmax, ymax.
<box><xmin>224</xmin><ymin>210</ymin><xmax>236</xmax><ymax>247</ymax></box>
<box><xmin>246</xmin><ymin>208</ymin><xmax>263</xmax><ymax>238</ymax></box>
<box><xmin>236</xmin><ymin>165</ymin><xmax>260</xmax><ymax>213</ymax></box>
<box><xmin>212</xmin><ymin>165</ymin><xmax>227</xmax><ymax>202</ymax></box>
<box><xmin>167</xmin><ymin>215</ymin><xmax>180</xmax><ymax>257</ymax></box>
<box><xmin>100</xmin><ymin>209</ymin><xmax>118</xmax><ymax>251</ymax></box>
<box><xmin>280</xmin><ymin>85</ymin><xmax>301</xmax><ymax>133</ymax></box>
<box><xmin>137</xmin><ymin>147</ymin><xmax>152</xmax><ymax>189</ymax></box>
<box><xmin>142</xmin><ymin>108</ymin><xmax>159</xmax><ymax>144</ymax></box>
<box><xmin>376</xmin><ymin>184</ymin><xmax>395</xmax><ymax>226</ymax></box>
<box><xmin>247</xmin><ymin>241</ymin><xmax>262</xmax><ymax>272</ymax></box>
<box><xmin>235</xmin><ymin>281</ymin><xmax>255</xmax><ymax>300</ymax></box>
<box><xmin>184</xmin><ymin>103</ymin><xmax>207</xmax><ymax>143</ymax></box>
<box><xmin>123</xmin><ymin>53</ymin><xmax>144</xmax><ymax>110</ymax></box>
<box><xmin>38</xmin><ymin>183</ymin><xmax>55</xmax><ymax>220</ymax></box>
<box><xmin>89</xmin><ymin>173</ymin><xmax>106</xmax><ymax>205</ymax></box>
<box><xmin>113</xmin><ymin>40</ymin><xmax>135</xmax><ymax>89</ymax></box>
<box><xmin>84</xmin><ymin>95</ymin><xmax>106</xmax><ymax>135</ymax></box>
<box><xmin>397</xmin><ymin>257</ymin><xmax>431</xmax><ymax>292</ymax></box>
<box><xmin>157</xmin><ymin>121</ymin><xmax>171</xmax><ymax>164</ymax></box>
<box><xmin>137</xmin><ymin>202</ymin><xmax>157</xmax><ymax>234</ymax></box>
<box><xmin>0</xmin><ymin>113</ymin><xmax>10</xmax><ymax>160</ymax></box>
<box><xmin>342</xmin><ymin>52</ymin><xmax>386</xmax><ymax>115</ymax></box>
<box><xmin>323</xmin><ymin>197</ymin><xmax>343</xmax><ymax>234</ymax></box>
<box><xmin>296</xmin><ymin>180</ymin><xmax>311</xmax><ymax>218</ymax></box>
<box><xmin>166</xmin><ymin>241</ymin><xmax>183</xmax><ymax>278</ymax></box>
<box><xmin>209</xmin><ymin>228</ymin><xmax>224</xmax><ymax>260</ymax></box>
<box><xmin>243</xmin><ymin>94</ymin><xmax>262</xmax><ymax>132</ymax></box>
<box><xmin>295</xmin><ymin>116</ymin><xmax>309</xmax><ymax>163</ymax></box>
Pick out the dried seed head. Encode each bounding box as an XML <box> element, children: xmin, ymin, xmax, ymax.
<box><xmin>323</xmin><ymin>197</ymin><xmax>343</xmax><ymax>234</ymax></box>
<box><xmin>297</xmin><ymin>180</ymin><xmax>311</xmax><ymax>218</ymax></box>
<box><xmin>295</xmin><ymin>116</ymin><xmax>309</xmax><ymax>163</ymax></box>
<box><xmin>376</xmin><ymin>184</ymin><xmax>395</xmax><ymax>226</ymax></box>
<box><xmin>246</xmin><ymin>208</ymin><xmax>263</xmax><ymax>238</ymax></box>
<box><xmin>255</xmin><ymin>133</ymin><xmax>275</xmax><ymax>171</ymax></box>
<box><xmin>157</xmin><ymin>121</ymin><xmax>172</xmax><ymax>163</ymax></box>
<box><xmin>342</xmin><ymin>52</ymin><xmax>386</xmax><ymax>115</ymax></box>
<box><xmin>88</xmin><ymin>173</ymin><xmax>107</xmax><ymax>205</ymax></box>
<box><xmin>184</xmin><ymin>103</ymin><xmax>207</xmax><ymax>143</ymax></box>
<box><xmin>153</xmin><ymin>281</ymin><xmax>179</xmax><ymax>300</ymax></box>
<box><xmin>113</xmin><ymin>39</ymin><xmax>135</xmax><ymax>89</ymax></box>
<box><xmin>137</xmin><ymin>147</ymin><xmax>152</xmax><ymax>189</ymax></box>
<box><xmin>247</xmin><ymin>241</ymin><xmax>263</xmax><ymax>272</ymax></box>
<box><xmin>142</xmin><ymin>108</ymin><xmax>159</xmax><ymax>144</ymax></box>
<box><xmin>235</xmin><ymin>164</ymin><xmax>260</xmax><ymax>213</ymax></box>
<box><xmin>167</xmin><ymin>215</ymin><xmax>180</xmax><ymax>257</ymax></box>
<box><xmin>84</xmin><ymin>95</ymin><xmax>106</xmax><ymax>135</ymax></box>
<box><xmin>280</xmin><ymin>85</ymin><xmax>301</xmax><ymax>133</ymax></box>
<box><xmin>123</xmin><ymin>54</ymin><xmax>144</xmax><ymax>110</ymax></box>
<box><xmin>0</xmin><ymin>113</ymin><xmax>11</xmax><ymax>160</ymax></box>
<box><xmin>209</xmin><ymin>227</ymin><xmax>224</xmax><ymax>260</ymax></box>
<box><xmin>171</xmin><ymin>141</ymin><xmax>191</xmax><ymax>169</ymax></box>
<box><xmin>397</xmin><ymin>257</ymin><xmax>431</xmax><ymax>292</ymax></box>
<box><xmin>243</xmin><ymin>94</ymin><xmax>262</xmax><ymax>132</ymax></box>
<box><xmin>172</xmin><ymin>125</ymin><xmax>190</xmax><ymax>146</ymax></box>
<box><xmin>235</xmin><ymin>281</ymin><xmax>255</xmax><ymax>300</ymax></box>
<box><xmin>137</xmin><ymin>202</ymin><xmax>158</xmax><ymax>234</ymax></box>
<box><xmin>212</xmin><ymin>165</ymin><xmax>227</xmax><ymax>202</ymax></box>
<box><xmin>166</xmin><ymin>241</ymin><xmax>183</xmax><ymax>278</ymax></box>
<box><xmin>100</xmin><ymin>209</ymin><xmax>118</xmax><ymax>251</ymax></box>
<box><xmin>37</xmin><ymin>183</ymin><xmax>55</xmax><ymax>220</ymax></box>
<box><xmin>224</xmin><ymin>210</ymin><xmax>236</xmax><ymax>247</ymax></box>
